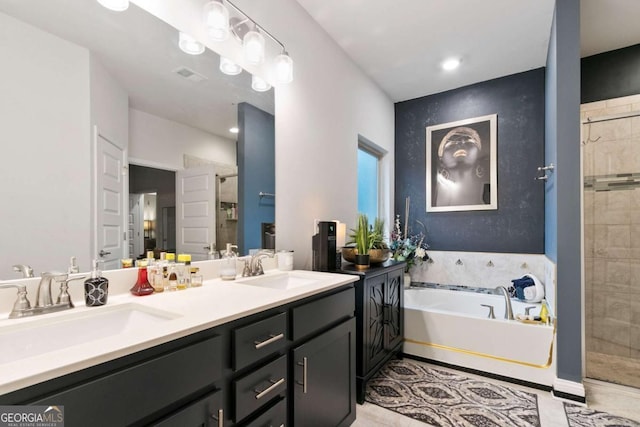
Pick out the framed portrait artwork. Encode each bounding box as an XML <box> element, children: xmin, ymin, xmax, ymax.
<box><xmin>426</xmin><ymin>114</ymin><xmax>497</xmax><ymax>212</ymax></box>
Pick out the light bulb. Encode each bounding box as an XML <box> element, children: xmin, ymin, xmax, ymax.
<box><xmin>275</xmin><ymin>52</ymin><xmax>293</xmax><ymax>84</ymax></box>
<box><xmin>178</xmin><ymin>32</ymin><xmax>204</xmax><ymax>55</ymax></box>
<box><xmin>229</xmin><ymin>127</ymin><xmax>239</xmax><ymax>134</ymax></box>
<box><xmin>219</xmin><ymin>57</ymin><xmax>242</xmax><ymax>76</ymax></box>
<box><xmin>96</xmin><ymin>0</ymin><xmax>129</xmax><ymax>11</ymax></box>
<box><xmin>203</xmin><ymin>1</ymin><xmax>229</xmax><ymax>41</ymax></box>
<box><xmin>243</xmin><ymin>30</ymin><xmax>265</xmax><ymax>65</ymax></box>
<box><xmin>442</xmin><ymin>58</ymin><xmax>461</xmax><ymax>71</ymax></box>
<box><xmin>251</xmin><ymin>75</ymin><xmax>271</xmax><ymax>92</ymax></box>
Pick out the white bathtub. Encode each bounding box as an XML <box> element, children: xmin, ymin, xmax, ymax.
<box><xmin>403</xmin><ymin>287</ymin><xmax>556</xmax><ymax>387</ymax></box>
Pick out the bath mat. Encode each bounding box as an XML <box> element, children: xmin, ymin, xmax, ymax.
<box><xmin>564</xmin><ymin>403</ymin><xmax>640</xmax><ymax>427</ymax></box>
<box><xmin>365</xmin><ymin>359</ymin><xmax>540</xmax><ymax>427</ymax></box>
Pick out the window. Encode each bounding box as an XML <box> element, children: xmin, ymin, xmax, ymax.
<box><xmin>357</xmin><ymin>145</ymin><xmax>380</xmax><ymax>221</ymax></box>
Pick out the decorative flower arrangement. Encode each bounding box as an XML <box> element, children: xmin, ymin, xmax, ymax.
<box><xmin>389</xmin><ymin>214</ymin><xmax>429</xmax><ymax>271</ymax></box>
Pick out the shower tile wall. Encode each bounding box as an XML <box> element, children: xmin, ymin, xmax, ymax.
<box><xmin>582</xmin><ymin>94</ymin><xmax>640</xmax><ymax>387</ymax></box>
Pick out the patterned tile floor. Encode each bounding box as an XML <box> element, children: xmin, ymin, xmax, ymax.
<box><xmin>353</xmin><ymin>359</ymin><xmax>640</xmax><ymax>427</ymax></box>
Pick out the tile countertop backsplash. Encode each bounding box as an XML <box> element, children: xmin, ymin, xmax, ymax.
<box><xmin>409</xmin><ymin>250</ymin><xmax>557</xmax><ymax>314</ymax></box>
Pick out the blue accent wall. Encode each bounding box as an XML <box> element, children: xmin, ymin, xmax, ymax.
<box><xmin>237</xmin><ymin>102</ymin><xmax>275</xmax><ymax>255</ymax></box>
<box><xmin>545</xmin><ymin>0</ymin><xmax>582</xmax><ymax>384</ymax></box>
<box><xmin>395</xmin><ymin>69</ymin><xmax>546</xmax><ymax>253</ymax></box>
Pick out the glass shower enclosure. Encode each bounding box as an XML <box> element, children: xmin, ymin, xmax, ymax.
<box><xmin>582</xmin><ymin>96</ymin><xmax>640</xmax><ymax>389</ymax></box>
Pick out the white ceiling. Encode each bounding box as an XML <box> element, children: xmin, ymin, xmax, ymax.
<box><xmin>296</xmin><ymin>0</ymin><xmax>640</xmax><ymax>103</ymax></box>
<box><xmin>0</xmin><ymin>0</ymin><xmax>274</xmax><ymax>138</ymax></box>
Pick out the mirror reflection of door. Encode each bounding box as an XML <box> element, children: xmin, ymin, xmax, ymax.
<box><xmin>129</xmin><ymin>164</ymin><xmax>176</xmax><ymax>259</ymax></box>
<box><xmin>129</xmin><ymin>194</ymin><xmax>144</xmax><ymax>258</ymax></box>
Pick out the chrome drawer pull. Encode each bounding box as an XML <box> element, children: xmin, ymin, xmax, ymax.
<box><xmin>296</xmin><ymin>357</ymin><xmax>308</xmax><ymax>394</ymax></box>
<box><xmin>210</xmin><ymin>408</ymin><xmax>223</xmax><ymax>427</ymax></box>
<box><xmin>254</xmin><ymin>333</ymin><xmax>284</xmax><ymax>349</ymax></box>
<box><xmin>254</xmin><ymin>377</ymin><xmax>285</xmax><ymax>400</ymax></box>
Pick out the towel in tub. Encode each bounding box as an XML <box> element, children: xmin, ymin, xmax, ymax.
<box><xmin>511</xmin><ymin>273</ymin><xmax>544</xmax><ymax>303</ymax></box>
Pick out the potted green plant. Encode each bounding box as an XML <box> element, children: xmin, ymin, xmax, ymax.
<box><xmin>353</xmin><ymin>213</ymin><xmax>373</xmax><ymax>269</ymax></box>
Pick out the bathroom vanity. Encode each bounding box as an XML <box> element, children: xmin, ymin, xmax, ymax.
<box><xmin>0</xmin><ymin>270</ymin><xmax>358</xmax><ymax>426</ymax></box>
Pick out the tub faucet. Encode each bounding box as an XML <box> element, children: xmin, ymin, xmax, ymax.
<box><xmin>494</xmin><ymin>286</ymin><xmax>515</xmax><ymax>320</ymax></box>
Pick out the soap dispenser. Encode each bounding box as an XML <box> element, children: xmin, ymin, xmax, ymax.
<box><xmin>85</xmin><ymin>259</ymin><xmax>108</xmax><ymax>306</ymax></box>
<box><xmin>220</xmin><ymin>243</ymin><xmax>238</xmax><ymax>280</ymax></box>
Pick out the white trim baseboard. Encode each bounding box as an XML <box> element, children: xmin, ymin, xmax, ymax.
<box><xmin>553</xmin><ymin>377</ymin><xmax>586</xmax><ymax>401</ymax></box>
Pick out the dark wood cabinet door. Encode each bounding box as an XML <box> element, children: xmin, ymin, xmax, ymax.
<box><xmin>292</xmin><ymin>318</ymin><xmax>356</xmax><ymax>427</ymax></box>
<box><xmin>365</xmin><ymin>274</ymin><xmax>387</xmax><ymax>372</ymax></box>
<box><xmin>385</xmin><ymin>269</ymin><xmax>404</xmax><ymax>351</ymax></box>
<box><xmin>153</xmin><ymin>389</ymin><xmax>223</xmax><ymax>427</ymax></box>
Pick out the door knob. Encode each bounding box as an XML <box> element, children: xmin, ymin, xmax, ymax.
<box><xmin>99</xmin><ymin>249</ymin><xmax>111</xmax><ymax>257</ymax></box>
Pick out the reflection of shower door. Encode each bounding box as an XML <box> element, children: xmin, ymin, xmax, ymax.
<box><xmin>582</xmin><ymin>107</ymin><xmax>640</xmax><ymax>389</ymax></box>
<box><xmin>216</xmin><ymin>174</ymin><xmax>238</xmax><ymax>253</ymax></box>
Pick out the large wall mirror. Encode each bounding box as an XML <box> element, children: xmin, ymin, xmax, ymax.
<box><xmin>0</xmin><ymin>0</ymin><xmax>274</xmax><ymax>277</ymax></box>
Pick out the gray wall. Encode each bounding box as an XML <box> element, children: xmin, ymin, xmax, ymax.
<box><xmin>545</xmin><ymin>0</ymin><xmax>582</xmax><ymax>385</ymax></box>
<box><xmin>394</xmin><ymin>68</ymin><xmax>546</xmax><ymax>253</ymax></box>
<box><xmin>238</xmin><ymin>102</ymin><xmax>275</xmax><ymax>255</ymax></box>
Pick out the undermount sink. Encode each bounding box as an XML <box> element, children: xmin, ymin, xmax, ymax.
<box><xmin>0</xmin><ymin>304</ymin><xmax>180</xmax><ymax>364</ymax></box>
<box><xmin>235</xmin><ymin>272</ymin><xmax>323</xmax><ymax>290</ymax></box>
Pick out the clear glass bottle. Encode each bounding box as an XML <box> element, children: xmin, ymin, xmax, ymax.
<box><xmin>220</xmin><ymin>243</ymin><xmax>238</xmax><ymax>280</ymax></box>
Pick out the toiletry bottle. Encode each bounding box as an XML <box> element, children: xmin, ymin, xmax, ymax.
<box><xmin>539</xmin><ymin>299</ymin><xmax>549</xmax><ymax>324</ymax></box>
<box><xmin>220</xmin><ymin>243</ymin><xmax>238</xmax><ymax>280</ymax></box>
<box><xmin>84</xmin><ymin>259</ymin><xmax>108</xmax><ymax>306</ymax></box>
<box><xmin>130</xmin><ymin>260</ymin><xmax>154</xmax><ymax>296</ymax></box>
<box><xmin>168</xmin><ymin>265</ymin><xmax>178</xmax><ymax>291</ymax></box>
<box><xmin>176</xmin><ymin>254</ymin><xmax>189</xmax><ymax>289</ymax></box>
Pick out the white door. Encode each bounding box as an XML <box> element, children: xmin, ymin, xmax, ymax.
<box><xmin>94</xmin><ymin>127</ymin><xmax>126</xmax><ymax>270</ymax></box>
<box><xmin>176</xmin><ymin>165</ymin><xmax>216</xmax><ymax>261</ymax></box>
<box><xmin>129</xmin><ymin>193</ymin><xmax>144</xmax><ymax>259</ymax></box>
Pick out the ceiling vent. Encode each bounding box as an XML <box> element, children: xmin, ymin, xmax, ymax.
<box><xmin>173</xmin><ymin>66</ymin><xmax>208</xmax><ymax>83</ymax></box>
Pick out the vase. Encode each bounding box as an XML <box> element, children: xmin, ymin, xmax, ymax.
<box><xmin>130</xmin><ymin>265</ymin><xmax>154</xmax><ymax>296</ymax></box>
<box><xmin>354</xmin><ymin>253</ymin><xmax>370</xmax><ymax>270</ymax></box>
<box><xmin>404</xmin><ymin>272</ymin><xmax>411</xmax><ymax>289</ymax></box>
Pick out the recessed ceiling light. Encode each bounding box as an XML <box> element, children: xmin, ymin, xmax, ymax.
<box><xmin>229</xmin><ymin>127</ymin><xmax>239</xmax><ymax>134</ymax></box>
<box><xmin>96</xmin><ymin>0</ymin><xmax>129</xmax><ymax>11</ymax></box>
<box><xmin>442</xmin><ymin>58</ymin><xmax>461</xmax><ymax>71</ymax></box>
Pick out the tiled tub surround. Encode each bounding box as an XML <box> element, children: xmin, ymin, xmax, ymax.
<box><xmin>404</xmin><ymin>251</ymin><xmax>557</xmax><ymax>387</ymax></box>
<box><xmin>408</xmin><ymin>250</ymin><xmax>557</xmax><ymax>314</ymax></box>
<box><xmin>582</xmin><ymin>93</ymin><xmax>640</xmax><ymax>389</ymax></box>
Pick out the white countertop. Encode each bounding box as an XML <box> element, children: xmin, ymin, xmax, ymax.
<box><xmin>0</xmin><ymin>269</ymin><xmax>358</xmax><ymax>396</ymax></box>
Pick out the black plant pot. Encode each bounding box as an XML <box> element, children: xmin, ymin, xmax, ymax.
<box><xmin>354</xmin><ymin>253</ymin><xmax>370</xmax><ymax>270</ymax></box>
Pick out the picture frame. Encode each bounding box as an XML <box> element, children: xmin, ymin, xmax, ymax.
<box><xmin>426</xmin><ymin>114</ymin><xmax>497</xmax><ymax>212</ymax></box>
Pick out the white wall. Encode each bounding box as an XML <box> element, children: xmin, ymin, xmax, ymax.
<box><xmin>0</xmin><ymin>12</ymin><xmax>91</xmax><ymax>277</ymax></box>
<box><xmin>129</xmin><ymin>109</ymin><xmax>236</xmax><ymax>171</ymax></box>
<box><xmin>89</xmin><ymin>54</ymin><xmax>130</xmax><ymax>263</ymax></box>
<box><xmin>132</xmin><ymin>0</ymin><xmax>396</xmax><ymax>268</ymax></box>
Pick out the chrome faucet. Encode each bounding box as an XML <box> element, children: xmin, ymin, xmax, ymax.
<box><xmin>243</xmin><ymin>250</ymin><xmax>275</xmax><ymax>277</ymax></box>
<box><xmin>35</xmin><ymin>272</ymin><xmax>66</xmax><ymax>309</ymax></box>
<box><xmin>12</xmin><ymin>264</ymin><xmax>34</xmax><ymax>278</ymax></box>
<box><xmin>0</xmin><ymin>283</ymin><xmax>32</xmax><ymax>319</ymax></box>
<box><xmin>0</xmin><ymin>272</ymin><xmax>85</xmax><ymax>319</ymax></box>
<box><xmin>495</xmin><ymin>286</ymin><xmax>515</xmax><ymax>320</ymax></box>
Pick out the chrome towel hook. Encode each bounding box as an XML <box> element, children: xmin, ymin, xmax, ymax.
<box><xmin>535</xmin><ymin>163</ymin><xmax>555</xmax><ymax>181</ymax></box>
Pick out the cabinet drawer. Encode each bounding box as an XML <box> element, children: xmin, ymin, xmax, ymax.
<box><xmin>291</xmin><ymin>287</ymin><xmax>354</xmax><ymax>341</ymax></box>
<box><xmin>153</xmin><ymin>388</ymin><xmax>223</xmax><ymax>427</ymax></box>
<box><xmin>32</xmin><ymin>335</ymin><xmax>222</xmax><ymax>427</ymax></box>
<box><xmin>233</xmin><ymin>312</ymin><xmax>288</xmax><ymax>370</ymax></box>
<box><xmin>244</xmin><ymin>397</ymin><xmax>286</xmax><ymax>427</ymax></box>
<box><xmin>234</xmin><ymin>355</ymin><xmax>287</xmax><ymax>422</ymax></box>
